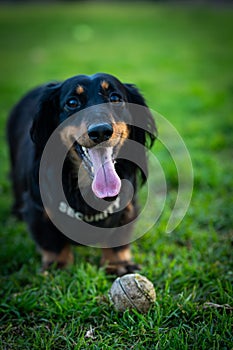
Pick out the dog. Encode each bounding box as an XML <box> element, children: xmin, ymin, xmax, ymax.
<box><xmin>7</xmin><ymin>73</ymin><xmax>156</xmax><ymax>275</ymax></box>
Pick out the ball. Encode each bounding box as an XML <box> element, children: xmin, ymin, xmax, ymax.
<box><xmin>108</xmin><ymin>273</ymin><xmax>156</xmax><ymax>313</ymax></box>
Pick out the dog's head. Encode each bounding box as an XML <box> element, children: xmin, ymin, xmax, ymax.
<box><xmin>31</xmin><ymin>73</ymin><xmax>156</xmax><ymax>199</ymax></box>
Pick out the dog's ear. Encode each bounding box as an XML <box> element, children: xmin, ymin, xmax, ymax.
<box><xmin>30</xmin><ymin>83</ymin><xmax>61</xmax><ymax>150</ymax></box>
<box><xmin>124</xmin><ymin>84</ymin><xmax>157</xmax><ymax>147</ymax></box>
<box><xmin>124</xmin><ymin>83</ymin><xmax>157</xmax><ymax>184</ymax></box>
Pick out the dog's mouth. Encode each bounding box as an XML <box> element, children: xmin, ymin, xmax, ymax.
<box><xmin>74</xmin><ymin>141</ymin><xmax>121</xmax><ymax>199</ymax></box>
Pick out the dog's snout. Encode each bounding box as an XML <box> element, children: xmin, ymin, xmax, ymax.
<box><xmin>88</xmin><ymin>123</ymin><xmax>113</xmax><ymax>143</ymax></box>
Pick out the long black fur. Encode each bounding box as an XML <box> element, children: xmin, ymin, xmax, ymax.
<box><xmin>7</xmin><ymin>73</ymin><xmax>156</xmax><ymax>265</ymax></box>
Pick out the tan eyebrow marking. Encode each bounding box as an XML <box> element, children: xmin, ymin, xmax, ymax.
<box><xmin>76</xmin><ymin>85</ymin><xmax>84</xmax><ymax>95</ymax></box>
<box><xmin>101</xmin><ymin>80</ymin><xmax>109</xmax><ymax>90</ymax></box>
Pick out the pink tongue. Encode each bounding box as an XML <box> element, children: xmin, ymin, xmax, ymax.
<box><xmin>88</xmin><ymin>147</ymin><xmax>121</xmax><ymax>198</ymax></box>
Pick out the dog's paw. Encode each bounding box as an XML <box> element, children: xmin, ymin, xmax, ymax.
<box><xmin>41</xmin><ymin>246</ymin><xmax>74</xmax><ymax>271</ymax></box>
<box><xmin>105</xmin><ymin>261</ymin><xmax>141</xmax><ymax>276</ymax></box>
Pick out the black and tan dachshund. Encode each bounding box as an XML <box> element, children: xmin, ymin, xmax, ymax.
<box><xmin>7</xmin><ymin>73</ymin><xmax>156</xmax><ymax>275</ymax></box>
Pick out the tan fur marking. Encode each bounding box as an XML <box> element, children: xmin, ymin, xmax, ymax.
<box><xmin>60</xmin><ymin>125</ymin><xmax>80</xmax><ymax>149</ymax></box>
<box><xmin>101</xmin><ymin>246</ymin><xmax>131</xmax><ymax>266</ymax></box>
<box><xmin>113</xmin><ymin>122</ymin><xmax>129</xmax><ymax>140</ymax></box>
<box><xmin>43</xmin><ymin>207</ymin><xmax>52</xmax><ymax>221</ymax></box>
<box><xmin>101</xmin><ymin>80</ymin><xmax>109</xmax><ymax>90</ymax></box>
<box><xmin>41</xmin><ymin>245</ymin><xmax>74</xmax><ymax>269</ymax></box>
<box><xmin>60</xmin><ymin>121</ymin><xmax>129</xmax><ymax>149</ymax></box>
<box><xmin>76</xmin><ymin>85</ymin><xmax>84</xmax><ymax>95</ymax></box>
<box><xmin>60</xmin><ymin>124</ymin><xmax>89</xmax><ymax>148</ymax></box>
<box><xmin>59</xmin><ymin>124</ymin><xmax>92</xmax><ymax>188</ymax></box>
<box><xmin>125</xmin><ymin>202</ymin><xmax>135</xmax><ymax>220</ymax></box>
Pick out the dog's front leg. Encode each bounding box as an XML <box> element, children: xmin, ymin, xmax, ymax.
<box><xmin>41</xmin><ymin>244</ymin><xmax>74</xmax><ymax>270</ymax></box>
<box><xmin>101</xmin><ymin>245</ymin><xmax>140</xmax><ymax>276</ymax></box>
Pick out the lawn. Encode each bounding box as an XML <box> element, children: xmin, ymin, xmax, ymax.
<box><xmin>0</xmin><ymin>2</ymin><xmax>233</xmax><ymax>349</ymax></box>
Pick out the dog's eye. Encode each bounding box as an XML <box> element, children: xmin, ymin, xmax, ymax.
<box><xmin>109</xmin><ymin>93</ymin><xmax>123</xmax><ymax>104</ymax></box>
<box><xmin>66</xmin><ymin>98</ymin><xmax>80</xmax><ymax>109</ymax></box>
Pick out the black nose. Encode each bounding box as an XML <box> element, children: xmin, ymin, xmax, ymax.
<box><xmin>88</xmin><ymin>123</ymin><xmax>113</xmax><ymax>144</ymax></box>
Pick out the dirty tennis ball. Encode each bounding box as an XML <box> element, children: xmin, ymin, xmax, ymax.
<box><xmin>109</xmin><ymin>273</ymin><xmax>156</xmax><ymax>313</ymax></box>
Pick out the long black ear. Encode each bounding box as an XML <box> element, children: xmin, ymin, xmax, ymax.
<box><xmin>124</xmin><ymin>83</ymin><xmax>157</xmax><ymax>184</ymax></box>
<box><xmin>124</xmin><ymin>84</ymin><xmax>157</xmax><ymax>147</ymax></box>
<box><xmin>30</xmin><ymin>83</ymin><xmax>61</xmax><ymax>151</ymax></box>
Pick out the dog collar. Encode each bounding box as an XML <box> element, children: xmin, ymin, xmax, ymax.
<box><xmin>58</xmin><ymin>196</ymin><xmax>121</xmax><ymax>223</ymax></box>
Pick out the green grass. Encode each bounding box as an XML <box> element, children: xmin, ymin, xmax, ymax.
<box><xmin>0</xmin><ymin>3</ymin><xmax>233</xmax><ymax>349</ymax></box>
